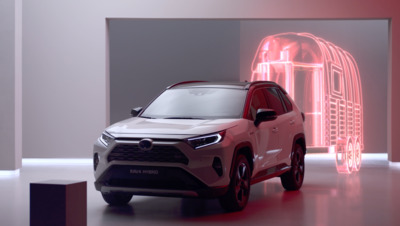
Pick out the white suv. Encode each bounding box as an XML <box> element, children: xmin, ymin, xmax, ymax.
<box><xmin>93</xmin><ymin>81</ymin><xmax>306</xmax><ymax>211</ymax></box>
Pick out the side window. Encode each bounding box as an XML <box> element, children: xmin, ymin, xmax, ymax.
<box><xmin>278</xmin><ymin>89</ymin><xmax>293</xmax><ymax>112</ymax></box>
<box><xmin>330</xmin><ymin>65</ymin><xmax>343</xmax><ymax>97</ymax></box>
<box><xmin>247</xmin><ymin>89</ymin><xmax>268</xmax><ymax>120</ymax></box>
<box><xmin>265</xmin><ymin>87</ymin><xmax>286</xmax><ymax>115</ymax></box>
<box><xmin>332</xmin><ymin>70</ymin><xmax>342</xmax><ymax>94</ymax></box>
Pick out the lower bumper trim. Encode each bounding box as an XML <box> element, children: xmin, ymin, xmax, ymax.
<box><xmin>101</xmin><ymin>186</ymin><xmax>199</xmax><ymax>197</ymax></box>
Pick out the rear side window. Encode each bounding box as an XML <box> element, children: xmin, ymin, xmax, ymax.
<box><xmin>278</xmin><ymin>90</ymin><xmax>293</xmax><ymax>112</ymax></box>
<box><xmin>265</xmin><ymin>87</ymin><xmax>286</xmax><ymax>115</ymax></box>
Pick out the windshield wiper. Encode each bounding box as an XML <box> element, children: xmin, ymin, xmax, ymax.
<box><xmin>140</xmin><ymin>116</ymin><xmax>155</xmax><ymax>119</ymax></box>
<box><xmin>164</xmin><ymin>117</ymin><xmax>205</xmax><ymax>120</ymax></box>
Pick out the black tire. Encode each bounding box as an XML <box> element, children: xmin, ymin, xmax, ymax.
<box><xmin>281</xmin><ymin>144</ymin><xmax>305</xmax><ymax>190</ymax></box>
<box><xmin>101</xmin><ymin>192</ymin><xmax>133</xmax><ymax>206</ymax></box>
<box><xmin>219</xmin><ymin>154</ymin><xmax>251</xmax><ymax>212</ymax></box>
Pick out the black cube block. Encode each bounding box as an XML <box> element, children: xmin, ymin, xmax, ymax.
<box><xmin>30</xmin><ymin>180</ymin><xmax>87</xmax><ymax>226</ymax></box>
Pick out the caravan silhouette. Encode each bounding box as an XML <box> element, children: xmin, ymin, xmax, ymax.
<box><xmin>251</xmin><ymin>32</ymin><xmax>363</xmax><ymax>173</ymax></box>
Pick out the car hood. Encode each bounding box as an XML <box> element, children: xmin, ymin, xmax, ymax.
<box><xmin>106</xmin><ymin>117</ymin><xmax>242</xmax><ymax>139</ymax></box>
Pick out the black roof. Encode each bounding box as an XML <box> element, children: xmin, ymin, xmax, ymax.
<box><xmin>168</xmin><ymin>81</ymin><xmax>278</xmax><ymax>90</ymax></box>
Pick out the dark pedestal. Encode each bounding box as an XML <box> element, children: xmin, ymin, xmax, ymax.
<box><xmin>30</xmin><ymin>180</ymin><xmax>87</xmax><ymax>226</ymax></box>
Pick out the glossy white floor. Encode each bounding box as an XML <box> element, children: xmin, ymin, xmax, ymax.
<box><xmin>1</xmin><ymin>154</ymin><xmax>400</xmax><ymax>226</ymax></box>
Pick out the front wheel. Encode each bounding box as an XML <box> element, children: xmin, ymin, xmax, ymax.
<box><xmin>101</xmin><ymin>192</ymin><xmax>133</xmax><ymax>206</ymax></box>
<box><xmin>219</xmin><ymin>154</ymin><xmax>251</xmax><ymax>212</ymax></box>
<box><xmin>281</xmin><ymin>144</ymin><xmax>305</xmax><ymax>190</ymax></box>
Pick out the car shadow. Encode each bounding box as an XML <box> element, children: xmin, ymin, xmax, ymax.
<box><xmin>99</xmin><ymin>181</ymin><xmax>306</xmax><ymax>223</ymax></box>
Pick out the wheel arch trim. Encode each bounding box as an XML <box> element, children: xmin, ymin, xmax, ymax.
<box><xmin>292</xmin><ymin>133</ymin><xmax>306</xmax><ymax>156</ymax></box>
<box><xmin>229</xmin><ymin>141</ymin><xmax>254</xmax><ymax>178</ymax></box>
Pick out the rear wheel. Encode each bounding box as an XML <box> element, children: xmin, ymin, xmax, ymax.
<box><xmin>219</xmin><ymin>154</ymin><xmax>251</xmax><ymax>212</ymax></box>
<box><xmin>101</xmin><ymin>192</ymin><xmax>133</xmax><ymax>206</ymax></box>
<box><xmin>353</xmin><ymin>139</ymin><xmax>362</xmax><ymax>172</ymax></box>
<box><xmin>346</xmin><ymin>141</ymin><xmax>354</xmax><ymax>170</ymax></box>
<box><xmin>335</xmin><ymin>138</ymin><xmax>350</xmax><ymax>173</ymax></box>
<box><xmin>281</xmin><ymin>144</ymin><xmax>305</xmax><ymax>190</ymax></box>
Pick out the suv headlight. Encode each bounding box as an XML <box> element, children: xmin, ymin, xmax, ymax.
<box><xmin>187</xmin><ymin>131</ymin><xmax>225</xmax><ymax>149</ymax></box>
<box><xmin>100</xmin><ymin>132</ymin><xmax>114</xmax><ymax>146</ymax></box>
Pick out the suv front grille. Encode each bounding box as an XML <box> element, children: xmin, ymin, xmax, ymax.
<box><xmin>108</xmin><ymin>144</ymin><xmax>189</xmax><ymax>165</ymax></box>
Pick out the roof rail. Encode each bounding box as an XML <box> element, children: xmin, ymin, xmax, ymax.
<box><xmin>167</xmin><ymin>81</ymin><xmax>207</xmax><ymax>89</ymax></box>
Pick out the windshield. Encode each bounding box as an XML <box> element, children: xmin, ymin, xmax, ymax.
<box><xmin>141</xmin><ymin>88</ymin><xmax>247</xmax><ymax>119</ymax></box>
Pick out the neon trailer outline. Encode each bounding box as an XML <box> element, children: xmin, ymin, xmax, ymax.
<box><xmin>251</xmin><ymin>32</ymin><xmax>363</xmax><ymax>174</ymax></box>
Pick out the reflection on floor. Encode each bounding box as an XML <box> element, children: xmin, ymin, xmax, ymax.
<box><xmin>1</xmin><ymin>154</ymin><xmax>399</xmax><ymax>226</ymax></box>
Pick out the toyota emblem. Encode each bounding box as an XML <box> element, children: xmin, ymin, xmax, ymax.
<box><xmin>138</xmin><ymin>138</ymin><xmax>153</xmax><ymax>151</ymax></box>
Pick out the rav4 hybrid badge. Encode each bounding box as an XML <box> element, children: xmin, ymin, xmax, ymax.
<box><xmin>139</xmin><ymin>138</ymin><xmax>153</xmax><ymax>151</ymax></box>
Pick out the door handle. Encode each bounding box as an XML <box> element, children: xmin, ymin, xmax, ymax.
<box><xmin>289</xmin><ymin>120</ymin><xmax>295</xmax><ymax>125</ymax></box>
<box><xmin>272</xmin><ymin>127</ymin><xmax>279</xmax><ymax>133</ymax></box>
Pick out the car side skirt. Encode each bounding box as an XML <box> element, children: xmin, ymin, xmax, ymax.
<box><xmin>251</xmin><ymin>163</ymin><xmax>291</xmax><ymax>185</ymax></box>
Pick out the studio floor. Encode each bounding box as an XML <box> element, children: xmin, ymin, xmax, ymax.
<box><xmin>1</xmin><ymin>154</ymin><xmax>400</xmax><ymax>226</ymax></box>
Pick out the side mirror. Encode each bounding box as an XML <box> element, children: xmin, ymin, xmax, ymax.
<box><xmin>254</xmin><ymin>108</ymin><xmax>277</xmax><ymax>126</ymax></box>
<box><xmin>131</xmin><ymin>107</ymin><xmax>143</xmax><ymax>117</ymax></box>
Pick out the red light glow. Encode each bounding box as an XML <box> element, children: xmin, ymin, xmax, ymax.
<box><xmin>251</xmin><ymin>32</ymin><xmax>363</xmax><ymax>174</ymax></box>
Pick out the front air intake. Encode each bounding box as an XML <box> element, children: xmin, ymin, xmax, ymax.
<box><xmin>212</xmin><ymin>157</ymin><xmax>223</xmax><ymax>177</ymax></box>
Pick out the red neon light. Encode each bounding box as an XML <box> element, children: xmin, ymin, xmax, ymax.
<box><xmin>251</xmin><ymin>32</ymin><xmax>364</xmax><ymax>174</ymax></box>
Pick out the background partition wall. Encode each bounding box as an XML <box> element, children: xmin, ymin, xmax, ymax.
<box><xmin>109</xmin><ymin>19</ymin><xmax>388</xmax><ymax>154</ymax></box>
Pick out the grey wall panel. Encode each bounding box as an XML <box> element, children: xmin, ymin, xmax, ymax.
<box><xmin>0</xmin><ymin>0</ymin><xmax>22</xmax><ymax>170</ymax></box>
<box><xmin>109</xmin><ymin>20</ymin><xmax>241</xmax><ymax>123</ymax></box>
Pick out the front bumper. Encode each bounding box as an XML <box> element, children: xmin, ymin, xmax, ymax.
<box><xmin>93</xmin><ymin>136</ymin><xmax>235</xmax><ymax>198</ymax></box>
<box><xmin>95</xmin><ymin>165</ymin><xmax>228</xmax><ymax>198</ymax></box>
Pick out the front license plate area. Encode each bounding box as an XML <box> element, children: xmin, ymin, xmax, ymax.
<box><xmin>127</xmin><ymin>166</ymin><xmax>165</xmax><ymax>179</ymax></box>
<box><xmin>105</xmin><ymin>165</ymin><xmax>203</xmax><ymax>190</ymax></box>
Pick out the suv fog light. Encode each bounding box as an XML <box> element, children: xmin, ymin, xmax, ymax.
<box><xmin>212</xmin><ymin>157</ymin><xmax>223</xmax><ymax>177</ymax></box>
<box><xmin>94</xmin><ymin>153</ymin><xmax>100</xmax><ymax>171</ymax></box>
